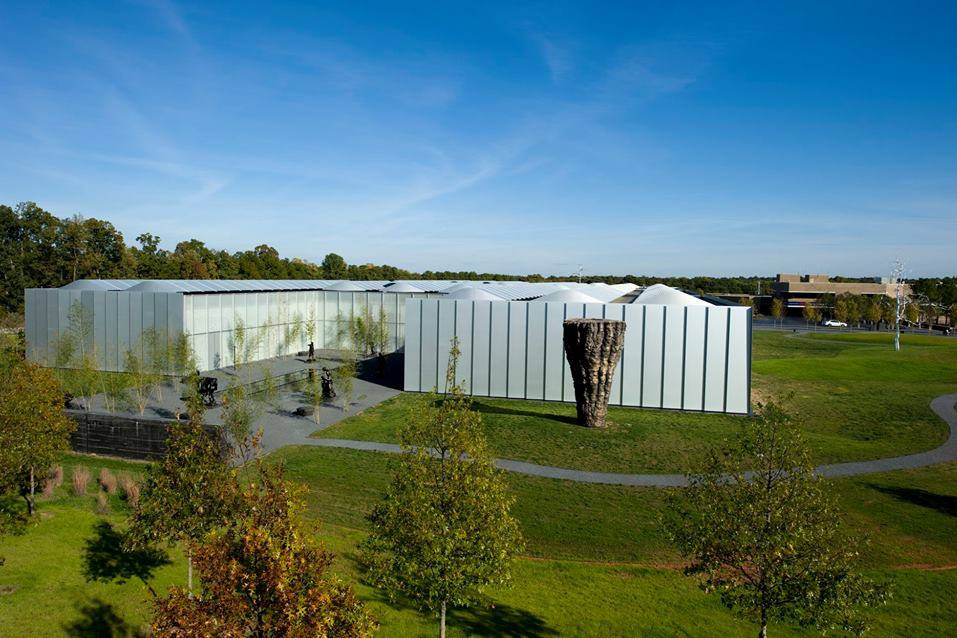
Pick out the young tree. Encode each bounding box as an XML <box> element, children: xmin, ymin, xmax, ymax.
<box><xmin>800</xmin><ymin>303</ymin><xmax>818</xmax><ymax>328</ymax></box>
<box><xmin>98</xmin><ymin>369</ymin><xmax>130</xmax><ymax>414</ymax></box>
<box><xmin>126</xmin><ymin>386</ymin><xmax>233</xmax><ymax>594</ymax></box>
<box><xmin>53</xmin><ymin>300</ymin><xmax>99</xmax><ymax>409</ymax></box>
<box><xmin>664</xmin><ymin>403</ymin><xmax>887</xmax><ymax>638</ymax></box>
<box><xmin>864</xmin><ymin>297</ymin><xmax>882</xmax><ymax>330</ymax></box>
<box><xmin>152</xmin><ymin>463</ymin><xmax>376</xmax><ymax>637</ymax></box>
<box><xmin>922</xmin><ymin>301</ymin><xmax>938</xmax><ymax>333</ymax></box>
<box><xmin>332</xmin><ymin>310</ymin><xmax>360</xmax><ymax>412</ymax></box>
<box><xmin>770</xmin><ymin>298</ymin><xmax>784</xmax><ymax>327</ymax></box>
<box><xmin>904</xmin><ymin>300</ymin><xmax>920</xmax><ymax>327</ymax></box>
<box><xmin>360</xmin><ymin>339</ymin><xmax>523</xmax><ymax>638</ymax></box>
<box><xmin>880</xmin><ymin>296</ymin><xmax>896</xmax><ymax>328</ymax></box>
<box><xmin>833</xmin><ymin>294</ymin><xmax>851</xmax><ymax>325</ymax></box>
<box><xmin>949</xmin><ymin>303</ymin><xmax>957</xmax><ymax>332</ymax></box>
<box><xmin>122</xmin><ymin>346</ymin><xmax>159</xmax><ymax>415</ymax></box>
<box><xmin>846</xmin><ymin>295</ymin><xmax>863</xmax><ymax>327</ymax></box>
<box><xmin>142</xmin><ymin>328</ymin><xmax>171</xmax><ymax>400</ymax></box>
<box><xmin>304</xmin><ymin>307</ymin><xmax>319</xmax><ymax>358</ymax></box>
<box><xmin>373</xmin><ymin>304</ymin><xmax>390</xmax><ymax>356</ymax></box>
<box><xmin>0</xmin><ymin>362</ymin><xmax>75</xmax><ymax>516</ymax></box>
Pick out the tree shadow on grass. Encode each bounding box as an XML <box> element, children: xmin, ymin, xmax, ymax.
<box><xmin>448</xmin><ymin>602</ymin><xmax>559</xmax><ymax>637</ymax></box>
<box><xmin>470</xmin><ymin>400</ymin><xmax>578</xmax><ymax>427</ymax></box>
<box><xmin>82</xmin><ymin>520</ymin><xmax>171</xmax><ymax>596</ymax></box>
<box><xmin>63</xmin><ymin>598</ymin><xmax>146</xmax><ymax>637</ymax></box>
<box><xmin>867</xmin><ymin>484</ymin><xmax>957</xmax><ymax>517</ymax></box>
<box><xmin>354</xmin><ymin>574</ymin><xmax>557</xmax><ymax>638</ymax></box>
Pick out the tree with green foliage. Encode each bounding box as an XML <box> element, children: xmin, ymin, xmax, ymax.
<box><xmin>904</xmin><ymin>299</ymin><xmax>920</xmax><ymax>326</ymax></box>
<box><xmin>833</xmin><ymin>294</ymin><xmax>851</xmax><ymax>324</ymax></box>
<box><xmin>122</xmin><ymin>346</ymin><xmax>160</xmax><ymax>415</ymax></box>
<box><xmin>0</xmin><ymin>361</ymin><xmax>75</xmax><ymax>516</ymax></box>
<box><xmin>152</xmin><ymin>462</ymin><xmax>376</xmax><ymax>637</ymax></box>
<box><xmin>922</xmin><ymin>301</ymin><xmax>939</xmax><ymax>333</ymax></box>
<box><xmin>948</xmin><ymin>303</ymin><xmax>957</xmax><ymax>331</ymax></box>
<box><xmin>801</xmin><ymin>303</ymin><xmax>819</xmax><ymax>328</ymax></box>
<box><xmin>846</xmin><ymin>294</ymin><xmax>863</xmax><ymax>327</ymax></box>
<box><xmin>52</xmin><ymin>300</ymin><xmax>100</xmax><ymax>410</ymax></box>
<box><xmin>864</xmin><ymin>296</ymin><xmax>883</xmax><ymax>330</ymax></box>
<box><xmin>880</xmin><ymin>296</ymin><xmax>896</xmax><ymax>327</ymax></box>
<box><xmin>360</xmin><ymin>339</ymin><xmax>523</xmax><ymax>638</ymax></box>
<box><xmin>127</xmin><ymin>385</ymin><xmax>234</xmax><ymax>594</ymax></box>
<box><xmin>331</xmin><ymin>310</ymin><xmax>361</xmax><ymax>412</ymax></box>
<box><xmin>322</xmin><ymin>252</ymin><xmax>348</xmax><ymax>279</ymax></box>
<box><xmin>770</xmin><ymin>298</ymin><xmax>785</xmax><ymax>327</ymax></box>
<box><xmin>664</xmin><ymin>403</ymin><xmax>888</xmax><ymax>638</ymax></box>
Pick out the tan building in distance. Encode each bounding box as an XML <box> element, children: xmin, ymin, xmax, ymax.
<box><xmin>772</xmin><ymin>273</ymin><xmax>910</xmax><ymax>312</ymax></box>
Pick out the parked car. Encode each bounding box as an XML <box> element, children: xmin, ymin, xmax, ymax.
<box><xmin>823</xmin><ymin>320</ymin><xmax>848</xmax><ymax>327</ymax></box>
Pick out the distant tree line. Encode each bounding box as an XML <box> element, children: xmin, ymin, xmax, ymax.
<box><xmin>3</xmin><ymin>201</ymin><xmax>955</xmax><ymax>317</ymax></box>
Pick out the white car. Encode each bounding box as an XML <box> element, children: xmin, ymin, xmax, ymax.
<box><xmin>823</xmin><ymin>320</ymin><xmax>848</xmax><ymax>327</ymax></box>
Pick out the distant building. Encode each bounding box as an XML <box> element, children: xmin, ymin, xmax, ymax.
<box><xmin>772</xmin><ymin>273</ymin><xmax>910</xmax><ymax>312</ymax></box>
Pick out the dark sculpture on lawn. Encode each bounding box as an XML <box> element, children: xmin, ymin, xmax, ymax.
<box><xmin>562</xmin><ymin>318</ymin><xmax>626</xmax><ymax>428</ymax></box>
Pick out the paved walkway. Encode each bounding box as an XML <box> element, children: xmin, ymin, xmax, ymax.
<box><xmin>294</xmin><ymin>392</ymin><xmax>957</xmax><ymax>487</ymax></box>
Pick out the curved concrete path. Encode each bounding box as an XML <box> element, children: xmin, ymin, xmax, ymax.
<box><xmin>295</xmin><ymin>392</ymin><xmax>957</xmax><ymax>488</ymax></box>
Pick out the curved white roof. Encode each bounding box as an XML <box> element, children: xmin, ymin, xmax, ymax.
<box><xmin>439</xmin><ymin>283</ymin><xmax>472</xmax><ymax>294</ymax></box>
<box><xmin>127</xmin><ymin>280</ymin><xmax>186</xmax><ymax>293</ymax></box>
<box><xmin>324</xmin><ymin>281</ymin><xmax>367</xmax><ymax>292</ymax></box>
<box><xmin>444</xmin><ymin>287</ymin><xmax>505</xmax><ymax>301</ymax></box>
<box><xmin>380</xmin><ymin>282</ymin><xmax>425</xmax><ymax>293</ymax></box>
<box><xmin>532</xmin><ymin>289</ymin><xmax>603</xmax><ymax>303</ymax></box>
<box><xmin>53</xmin><ymin>278</ymin><xmax>643</xmax><ymax>302</ymax></box>
<box><xmin>60</xmin><ymin>279</ymin><xmax>139</xmax><ymax>291</ymax></box>
<box><xmin>606</xmin><ymin>282</ymin><xmax>639</xmax><ymax>294</ymax></box>
<box><xmin>633</xmin><ymin>284</ymin><xmax>711</xmax><ymax>306</ymax></box>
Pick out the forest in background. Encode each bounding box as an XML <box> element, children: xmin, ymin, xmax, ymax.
<box><xmin>3</xmin><ymin>201</ymin><xmax>955</xmax><ymax>317</ymax></box>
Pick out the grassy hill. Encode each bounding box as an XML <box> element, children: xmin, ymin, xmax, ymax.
<box><xmin>2</xmin><ymin>331</ymin><xmax>956</xmax><ymax>636</ymax></box>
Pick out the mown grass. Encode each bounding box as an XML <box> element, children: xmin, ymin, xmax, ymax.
<box><xmin>313</xmin><ymin>331</ymin><xmax>956</xmax><ymax>472</ymax></box>
<box><xmin>0</xmin><ymin>456</ymin><xmax>181</xmax><ymax>637</ymax></box>
<box><xmin>3</xmin><ymin>450</ymin><xmax>957</xmax><ymax>636</ymax></box>
<box><xmin>2</xmin><ymin>331</ymin><xmax>956</xmax><ymax>636</ymax></box>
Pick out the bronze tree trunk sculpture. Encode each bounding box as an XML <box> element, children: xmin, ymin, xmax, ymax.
<box><xmin>562</xmin><ymin>319</ymin><xmax>626</xmax><ymax>428</ymax></box>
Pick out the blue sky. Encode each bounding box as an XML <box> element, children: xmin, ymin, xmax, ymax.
<box><xmin>1</xmin><ymin>1</ymin><xmax>955</xmax><ymax>277</ymax></box>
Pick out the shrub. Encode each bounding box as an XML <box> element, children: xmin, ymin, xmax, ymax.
<box><xmin>98</xmin><ymin>468</ymin><xmax>117</xmax><ymax>494</ymax></box>
<box><xmin>95</xmin><ymin>490</ymin><xmax>110</xmax><ymax>515</ymax></box>
<box><xmin>73</xmin><ymin>466</ymin><xmax>91</xmax><ymax>496</ymax></box>
<box><xmin>119</xmin><ymin>474</ymin><xmax>140</xmax><ymax>508</ymax></box>
<box><xmin>50</xmin><ymin>464</ymin><xmax>64</xmax><ymax>488</ymax></box>
<box><xmin>41</xmin><ymin>479</ymin><xmax>56</xmax><ymax>498</ymax></box>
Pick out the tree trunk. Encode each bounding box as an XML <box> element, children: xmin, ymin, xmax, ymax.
<box><xmin>440</xmin><ymin>601</ymin><xmax>446</xmax><ymax>638</ymax></box>
<box><xmin>26</xmin><ymin>466</ymin><xmax>36</xmax><ymax>516</ymax></box>
<box><xmin>562</xmin><ymin>319</ymin><xmax>626</xmax><ymax>428</ymax></box>
<box><xmin>187</xmin><ymin>549</ymin><xmax>193</xmax><ymax>598</ymax></box>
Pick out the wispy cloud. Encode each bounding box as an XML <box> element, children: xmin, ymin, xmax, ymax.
<box><xmin>530</xmin><ymin>33</ymin><xmax>576</xmax><ymax>83</ymax></box>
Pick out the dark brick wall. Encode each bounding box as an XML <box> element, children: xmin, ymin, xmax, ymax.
<box><xmin>67</xmin><ymin>411</ymin><xmax>223</xmax><ymax>461</ymax></box>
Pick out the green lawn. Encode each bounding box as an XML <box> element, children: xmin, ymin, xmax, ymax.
<box><xmin>2</xmin><ymin>331</ymin><xmax>957</xmax><ymax>636</ymax></box>
<box><xmin>313</xmin><ymin>332</ymin><xmax>956</xmax><ymax>473</ymax></box>
<box><xmin>3</xmin><ymin>450</ymin><xmax>957</xmax><ymax>636</ymax></box>
<box><xmin>0</xmin><ymin>457</ymin><xmax>182</xmax><ymax>637</ymax></box>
